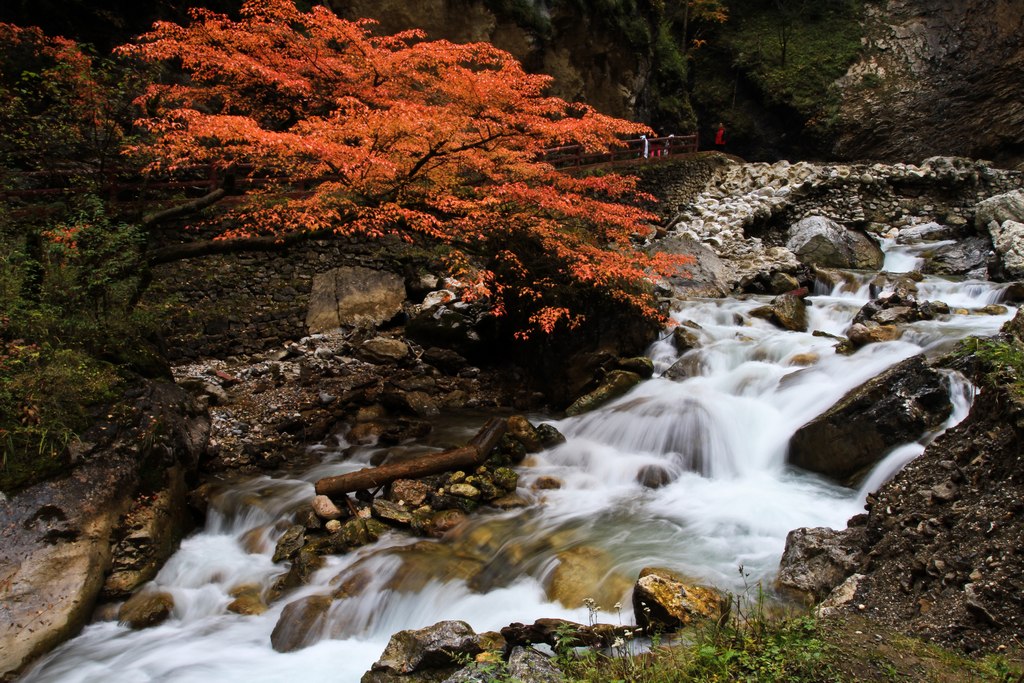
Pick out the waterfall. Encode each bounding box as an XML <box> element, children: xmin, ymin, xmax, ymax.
<box><xmin>20</xmin><ymin>246</ymin><xmax>1016</xmax><ymax>682</ymax></box>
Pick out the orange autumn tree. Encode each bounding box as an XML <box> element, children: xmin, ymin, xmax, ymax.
<box><xmin>121</xmin><ymin>0</ymin><xmax>688</xmax><ymax>338</ymax></box>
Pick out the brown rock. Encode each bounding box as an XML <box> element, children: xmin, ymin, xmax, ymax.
<box><xmin>118</xmin><ymin>590</ymin><xmax>175</xmax><ymax>630</ymax></box>
<box><xmin>632</xmin><ymin>568</ymin><xmax>726</xmax><ymax>633</ymax></box>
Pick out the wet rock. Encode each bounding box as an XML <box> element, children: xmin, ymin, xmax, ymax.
<box><xmin>788</xmin><ymin>355</ymin><xmax>951</xmax><ymax>484</ymax></box>
<box><xmin>768</xmin><ymin>271</ymin><xmax>802</xmax><ymax>294</ymax></box>
<box><xmin>420</xmin><ymin>509</ymin><xmax>467</xmax><ymax>537</ymax></box>
<box><xmin>564</xmin><ymin>370</ymin><xmax>643</xmax><ymax>417</ymax></box>
<box><xmin>388</xmin><ymin>479</ymin><xmax>432</xmax><ymax>507</ymax></box>
<box><xmin>487</xmin><ymin>493</ymin><xmax>531</xmax><ymax>509</ymax></box>
<box><xmin>491</xmin><ymin>467</ymin><xmax>519</xmax><ymax>493</ymax></box>
<box><xmin>294</xmin><ymin>504</ymin><xmax>323</xmax><ymax>530</ymax></box>
<box><xmin>373</xmin><ymin>499</ymin><xmax>414</xmax><ymax>526</ymax></box>
<box><xmin>672</xmin><ymin>324</ymin><xmax>701</xmax><ymax>353</ymax></box>
<box><xmin>312</xmin><ymin>495</ymin><xmax>344</xmax><ymax>521</ymax></box>
<box><xmin>786</xmin><ymin>216</ymin><xmax>884</xmax><ymax>270</ymax></box>
<box><xmin>920</xmin><ymin>236</ymin><xmax>992</xmax><ymax>279</ymax></box>
<box><xmin>637</xmin><ymin>465</ymin><xmax>674</xmax><ymax>488</ymax></box>
<box><xmin>227</xmin><ymin>584</ymin><xmax>268</xmax><ymax>616</ymax></box>
<box><xmin>385</xmin><ymin>390</ymin><xmax>440</xmax><ymax>418</ymax></box>
<box><xmin>616</xmin><ymin>356</ymin><xmax>655</xmax><ymax>379</ymax></box>
<box><xmin>365</xmin><ymin>620</ymin><xmax>481</xmax><ymax>679</ymax></box>
<box><xmin>118</xmin><ymin>590</ymin><xmax>175</xmax><ymax>630</ymax></box>
<box><xmin>845</xmin><ymin>321</ymin><xmax>902</xmax><ymax>348</ymax></box>
<box><xmin>546</xmin><ymin>547</ymin><xmax>631</xmax><ymax>610</ymax></box>
<box><xmin>506</xmin><ymin>646</ymin><xmax>565</xmax><ymax>682</ymax></box>
<box><xmin>750</xmin><ymin>292</ymin><xmax>808</xmax><ymax>332</ymax></box>
<box><xmin>103</xmin><ymin>466</ymin><xmax>194</xmax><ymax>599</ymax></box>
<box><xmin>272</xmin><ymin>525</ymin><xmax>307</xmax><ymax>563</ymax></box>
<box><xmin>507</xmin><ymin>415</ymin><xmax>543</xmax><ymax>453</ymax></box>
<box><xmin>776</xmin><ymin>527</ymin><xmax>864</xmax><ymax>604</ymax></box>
<box><xmin>270</xmin><ymin>595</ymin><xmax>333</xmax><ymax>653</ymax></box>
<box><xmin>532</xmin><ymin>476</ymin><xmax>563</xmax><ymax>491</ymax></box>
<box><xmin>653</xmin><ymin>235</ymin><xmax>732</xmax><ymax>298</ymax></box>
<box><xmin>632</xmin><ymin>568</ymin><xmax>726</xmax><ymax>633</ymax></box>
<box><xmin>535</xmin><ymin>424</ymin><xmax>566</xmax><ymax>448</ymax></box>
<box><xmin>277</xmin><ymin>548</ymin><xmax>324</xmax><ymax>592</ymax></box>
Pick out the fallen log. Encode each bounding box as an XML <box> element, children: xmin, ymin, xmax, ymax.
<box><xmin>314</xmin><ymin>417</ymin><xmax>508</xmax><ymax>497</ymax></box>
<box><xmin>500</xmin><ymin>619</ymin><xmax>632</xmax><ymax>649</ymax></box>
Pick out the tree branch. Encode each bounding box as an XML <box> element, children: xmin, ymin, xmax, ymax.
<box><xmin>141</xmin><ymin>188</ymin><xmax>228</xmax><ymax>227</ymax></box>
<box><xmin>146</xmin><ymin>227</ymin><xmax>332</xmax><ymax>265</ymax></box>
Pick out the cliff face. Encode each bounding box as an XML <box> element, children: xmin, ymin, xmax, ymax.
<box><xmin>831</xmin><ymin>0</ymin><xmax>1024</xmax><ymax>166</ymax></box>
<box><xmin>326</xmin><ymin>0</ymin><xmax>648</xmax><ymax>121</ymax></box>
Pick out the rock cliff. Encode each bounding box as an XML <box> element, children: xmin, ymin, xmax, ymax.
<box><xmin>832</xmin><ymin>0</ymin><xmax>1024</xmax><ymax>166</ymax></box>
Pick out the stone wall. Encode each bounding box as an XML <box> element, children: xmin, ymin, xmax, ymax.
<box><xmin>147</xmin><ymin>156</ymin><xmax>1023</xmax><ymax>363</ymax></box>
<box><xmin>146</xmin><ymin>237</ymin><xmax>426</xmax><ymax>362</ymax></box>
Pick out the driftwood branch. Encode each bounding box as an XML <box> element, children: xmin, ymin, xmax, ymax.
<box><xmin>500</xmin><ymin>619</ymin><xmax>632</xmax><ymax>649</ymax></box>
<box><xmin>314</xmin><ymin>417</ymin><xmax>508</xmax><ymax>497</ymax></box>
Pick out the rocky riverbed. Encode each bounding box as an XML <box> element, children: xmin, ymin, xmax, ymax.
<box><xmin>5</xmin><ymin>155</ymin><xmax>1024</xmax><ymax>681</ymax></box>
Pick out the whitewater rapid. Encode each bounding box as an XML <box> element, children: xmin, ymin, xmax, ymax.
<box><xmin>20</xmin><ymin>252</ymin><xmax>1017</xmax><ymax>682</ymax></box>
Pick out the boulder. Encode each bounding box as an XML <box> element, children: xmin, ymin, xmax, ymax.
<box><xmin>653</xmin><ymin>235</ymin><xmax>732</xmax><ymax>298</ymax></box>
<box><xmin>405</xmin><ymin>301</ymin><xmax>490</xmax><ymax>358</ymax></box>
<box><xmin>506</xmin><ymin>416</ymin><xmax>543</xmax><ymax>453</ymax></box>
<box><xmin>270</xmin><ymin>595</ymin><xmax>333</xmax><ymax>653</ymax></box>
<box><xmin>632</xmin><ymin>568</ymin><xmax>726</xmax><ymax>633</ymax></box>
<box><xmin>788</xmin><ymin>355</ymin><xmax>952</xmax><ymax>484</ymax></box>
<box><xmin>920</xmin><ymin>236</ymin><xmax>991</xmax><ymax>279</ymax></box>
<box><xmin>672</xmin><ymin>323</ymin><xmax>701</xmax><ymax>353</ymax></box>
<box><xmin>616</xmin><ymin>356</ymin><xmax>655</xmax><ymax>379</ymax></box>
<box><xmin>0</xmin><ymin>381</ymin><xmax>208</xmax><ymax>680</ymax></box>
<box><xmin>750</xmin><ymin>293</ymin><xmax>808</xmax><ymax>332</ymax></box>
<box><xmin>987</xmin><ymin>220</ymin><xmax>1024</xmax><ymax>280</ymax></box>
<box><xmin>897</xmin><ymin>222</ymin><xmax>960</xmax><ymax>243</ymax></box>
<box><xmin>506</xmin><ymin>646</ymin><xmax>565</xmax><ymax>682</ymax></box>
<box><xmin>845</xmin><ymin>322</ymin><xmax>902</xmax><ymax>348</ymax></box>
<box><xmin>786</xmin><ymin>216</ymin><xmax>884</xmax><ymax>270</ymax></box>
<box><xmin>564</xmin><ymin>370</ymin><xmax>643</xmax><ymax>416</ymax></box>
<box><xmin>365</xmin><ymin>620</ymin><xmax>481</xmax><ymax>680</ymax></box>
<box><xmin>360</xmin><ymin>337</ymin><xmax>410</xmax><ymax>364</ymax></box>
<box><xmin>305</xmin><ymin>266</ymin><xmax>406</xmax><ymax>333</ymax></box>
<box><xmin>975</xmin><ymin>189</ymin><xmax>1024</xmax><ymax>231</ymax></box>
<box><xmin>775</xmin><ymin>527</ymin><xmax>864</xmax><ymax>604</ymax></box>
<box><xmin>102</xmin><ymin>465</ymin><xmax>194</xmax><ymax>599</ymax></box>
<box><xmin>118</xmin><ymin>590</ymin><xmax>175</xmax><ymax>629</ymax></box>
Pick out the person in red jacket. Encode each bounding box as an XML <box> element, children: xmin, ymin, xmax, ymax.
<box><xmin>714</xmin><ymin>122</ymin><xmax>726</xmax><ymax>148</ymax></box>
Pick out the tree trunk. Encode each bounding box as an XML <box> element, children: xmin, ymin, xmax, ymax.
<box><xmin>314</xmin><ymin>417</ymin><xmax>508</xmax><ymax>497</ymax></box>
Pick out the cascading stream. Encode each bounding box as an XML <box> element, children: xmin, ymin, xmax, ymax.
<box><xmin>21</xmin><ymin>247</ymin><xmax>1017</xmax><ymax>683</ymax></box>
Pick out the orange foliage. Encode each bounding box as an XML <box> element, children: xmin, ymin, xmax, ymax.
<box><xmin>120</xmin><ymin>0</ymin><xmax>691</xmax><ymax>336</ymax></box>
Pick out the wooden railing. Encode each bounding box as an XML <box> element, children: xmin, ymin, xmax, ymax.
<box><xmin>541</xmin><ymin>134</ymin><xmax>699</xmax><ymax>170</ymax></box>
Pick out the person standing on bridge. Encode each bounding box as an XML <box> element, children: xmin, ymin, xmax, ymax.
<box><xmin>714</xmin><ymin>122</ymin><xmax>727</xmax><ymax>149</ymax></box>
<box><xmin>640</xmin><ymin>134</ymin><xmax>649</xmax><ymax>159</ymax></box>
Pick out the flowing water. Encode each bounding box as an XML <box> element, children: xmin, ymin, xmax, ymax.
<box><xmin>21</xmin><ymin>246</ymin><xmax>1018</xmax><ymax>682</ymax></box>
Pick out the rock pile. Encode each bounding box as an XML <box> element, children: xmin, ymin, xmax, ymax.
<box><xmin>659</xmin><ymin>157</ymin><xmax>1022</xmax><ymax>296</ymax></box>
